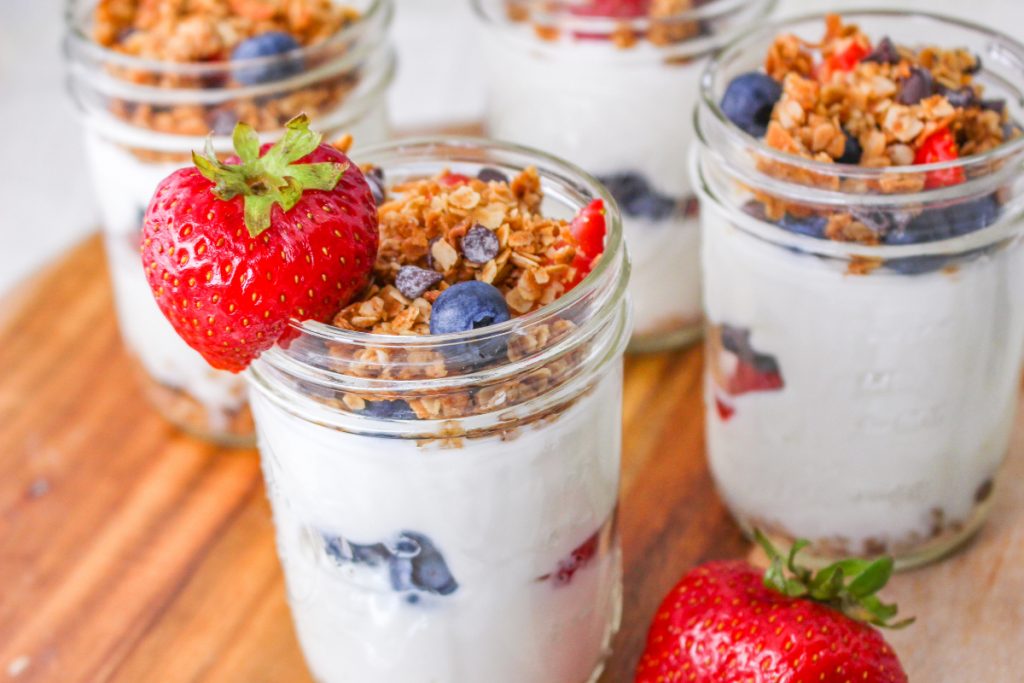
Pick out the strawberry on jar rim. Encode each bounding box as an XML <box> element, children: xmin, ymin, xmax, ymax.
<box><xmin>635</xmin><ymin>531</ymin><xmax>911</xmax><ymax>683</ymax></box>
<box><xmin>141</xmin><ymin>114</ymin><xmax>379</xmax><ymax>372</ymax></box>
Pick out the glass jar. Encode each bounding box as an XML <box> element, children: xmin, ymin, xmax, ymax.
<box><xmin>693</xmin><ymin>11</ymin><xmax>1024</xmax><ymax>568</ymax></box>
<box><xmin>473</xmin><ymin>0</ymin><xmax>775</xmax><ymax>352</ymax></box>
<box><xmin>246</xmin><ymin>138</ymin><xmax>631</xmax><ymax>683</ymax></box>
<box><xmin>63</xmin><ymin>0</ymin><xmax>395</xmax><ymax>446</ymax></box>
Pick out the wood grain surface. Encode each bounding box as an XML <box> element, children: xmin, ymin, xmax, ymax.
<box><xmin>1</xmin><ymin>235</ymin><xmax>1022</xmax><ymax>682</ymax></box>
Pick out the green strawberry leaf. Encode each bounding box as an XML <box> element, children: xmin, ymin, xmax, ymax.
<box><xmin>754</xmin><ymin>529</ymin><xmax>913</xmax><ymax>629</ymax></box>
<box><xmin>191</xmin><ymin>113</ymin><xmax>346</xmax><ymax>236</ymax></box>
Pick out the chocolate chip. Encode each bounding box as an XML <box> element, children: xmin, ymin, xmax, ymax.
<box><xmin>395</xmin><ymin>265</ymin><xmax>443</xmax><ymax>299</ymax></box>
<box><xmin>939</xmin><ymin>85</ymin><xmax>978</xmax><ymax>109</ymax></box>
<box><xmin>863</xmin><ymin>37</ymin><xmax>900</xmax><ymax>65</ymax></box>
<box><xmin>476</xmin><ymin>167</ymin><xmax>508</xmax><ymax>184</ymax></box>
<box><xmin>460</xmin><ymin>225</ymin><xmax>500</xmax><ymax>264</ymax></box>
<box><xmin>366</xmin><ymin>166</ymin><xmax>386</xmax><ymax>206</ymax></box>
<box><xmin>896</xmin><ymin>68</ymin><xmax>934</xmax><ymax>105</ymax></box>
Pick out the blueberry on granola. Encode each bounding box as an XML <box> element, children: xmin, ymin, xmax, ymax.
<box><xmin>863</xmin><ymin>36</ymin><xmax>900</xmax><ymax>65</ymax></box>
<box><xmin>430</xmin><ymin>281</ymin><xmax>511</xmax><ymax>336</ymax></box>
<box><xmin>477</xmin><ymin>167</ymin><xmax>509</xmax><ymax>184</ymax></box>
<box><xmin>895</xmin><ymin>67</ymin><xmax>935</xmax><ymax>105</ymax></box>
<box><xmin>396</xmin><ymin>265</ymin><xmax>443</xmax><ymax>300</ymax></box>
<box><xmin>836</xmin><ymin>132</ymin><xmax>862</xmax><ymax>165</ymax></box>
<box><xmin>232</xmin><ymin>31</ymin><xmax>303</xmax><ymax>85</ymax></box>
<box><xmin>720</xmin><ymin>72</ymin><xmax>783</xmax><ymax>137</ymax></box>
<box><xmin>461</xmin><ymin>225</ymin><xmax>500</xmax><ymax>264</ymax></box>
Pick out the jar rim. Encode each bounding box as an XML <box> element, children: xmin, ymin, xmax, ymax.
<box><xmin>699</xmin><ymin>9</ymin><xmax>1024</xmax><ymax>183</ymax></box>
<box><xmin>471</xmin><ymin>0</ymin><xmax>777</xmax><ymax>55</ymax></box>
<box><xmin>283</xmin><ymin>136</ymin><xmax>629</xmax><ymax>350</ymax></box>
<box><xmin>63</xmin><ymin>0</ymin><xmax>392</xmax><ymax>77</ymax></box>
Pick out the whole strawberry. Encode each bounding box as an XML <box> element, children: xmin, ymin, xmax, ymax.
<box><xmin>636</xmin><ymin>533</ymin><xmax>911</xmax><ymax>683</ymax></box>
<box><xmin>141</xmin><ymin>115</ymin><xmax>378</xmax><ymax>371</ymax></box>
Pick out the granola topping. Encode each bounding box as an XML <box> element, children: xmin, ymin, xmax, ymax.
<box><xmin>323</xmin><ymin>166</ymin><xmax>600</xmax><ymax>428</ymax></box>
<box><xmin>90</xmin><ymin>0</ymin><xmax>365</xmax><ymax>152</ymax></box>
<box><xmin>728</xmin><ymin>15</ymin><xmax>1023</xmax><ymax>254</ymax></box>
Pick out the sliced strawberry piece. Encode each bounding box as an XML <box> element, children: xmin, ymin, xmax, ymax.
<box><xmin>569</xmin><ymin>0</ymin><xmax>649</xmax><ymax>18</ymax></box>
<box><xmin>727</xmin><ymin>359</ymin><xmax>784</xmax><ymax>396</ymax></box>
<box><xmin>817</xmin><ymin>40</ymin><xmax>870</xmax><ymax>82</ymax></box>
<box><xmin>915</xmin><ymin>127</ymin><xmax>966</xmax><ymax>188</ymax></box>
<box><xmin>565</xmin><ymin>198</ymin><xmax>607</xmax><ymax>289</ymax></box>
<box><xmin>439</xmin><ymin>172</ymin><xmax>472</xmax><ymax>187</ymax></box>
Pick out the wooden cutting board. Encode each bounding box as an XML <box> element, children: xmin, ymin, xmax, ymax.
<box><xmin>1</xmin><ymin>235</ymin><xmax>1022</xmax><ymax>682</ymax></box>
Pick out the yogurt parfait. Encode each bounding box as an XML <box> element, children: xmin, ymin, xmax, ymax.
<box><xmin>694</xmin><ymin>12</ymin><xmax>1024</xmax><ymax>567</ymax></box>
<box><xmin>138</xmin><ymin>126</ymin><xmax>631</xmax><ymax>682</ymax></box>
<box><xmin>64</xmin><ymin>0</ymin><xmax>395</xmax><ymax>444</ymax></box>
<box><xmin>474</xmin><ymin>0</ymin><xmax>774</xmax><ymax>351</ymax></box>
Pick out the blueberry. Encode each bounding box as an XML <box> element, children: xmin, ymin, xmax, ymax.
<box><xmin>982</xmin><ymin>99</ymin><xmax>1007</xmax><ymax>115</ymax></box>
<box><xmin>362</xmin><ymin>399</ymin><xmax>418</xmax><ymax>420</ymax></box>
<box><xmin>720</xmin><ymin>72</ymin><xmax>783</xmax><ymax>137</ymax></box>
<box><xmin>938</xmin><ymin>85</ymin><xmax>978</xmax><ymax>109</ymax></box>
<box><xmin>884</xmin><ymin>209</ymin><xmax>951</xmax><ymax>274</ymax></box>
<box><xmin>322</xmin><ymin>534</ymin><xmax>389</xmax><ymax>566</ymax></box>
<box><xmin>231</xmin><ymin>32</ymin><xmax>303</xmax><ymax>86</ymax></box>
<box><xmin>389</xmin><ymin>557</ymin><xmax>415</xmax><ymax>592</ymax></box>
<box><xmin>750</xmin><ymin>352</ymin><xmax>780</xmax><ymax>375</ymax></box>
<box><xmin>720</xmin><ymin>324</ymin><xmax>751</xmax><ymax>358</ymax></box>
<box><xmin>625</xmin><ymin>192</ymin><xmax>677</xmax><ymax>221</ymax></box>
<box><xmin>778</xmin><ymin>214</ymin><xmax>827</xmax><ymax>238</ymax></box>
<box><xmin>396</xmin><ymin>265</ymin><xmax>442</xmax><ymax>299</ymax></box>
<box><xmin>209</xmin><ymin>107</ymin><xmax>238</xmax><ymax>136</ymax></box>
<box><xmin>896</xmin><ymin>68</ymin><xmax>934</xmax><ymax>106</ymax></box>
<box><xmin>863</xmin><ymin>37</ymin><xmax>900</xmax><ymax>65</ymax></box>
<box><xmin>461</xmin><ymin>225</ymin><xmax>500</xmax><ymax>264</ymax></box>
<box><xmin>741</xmin><ymin>200</ymin><xmax>767</xmax><ymax>221</ymax></box>
<box><xmin>400</xmin><ymin>532</ymin><xmax>459</xmax><ymax>596</ymax></box>
<box><xmin>365</xmin><ymin>166</ymin><xmax>386</xmax><ymax>206</ymax></box>
<box><xmin>946</xmin><ymin>195</ymin><xmax>999</xmax><ymax>236</ymax></box>
<box><xmin>597</xmin><ymin>172</ymin><xmax>676</xmax><ymax>221</ymax></box>
<box><xmin>430</xmin><ymin>281</ymin><xmax>510</xmax><ymax>336</ymax></box>
<box><xmin>477</xmin><ymin>167</ymin><xmax>508</xmax><ymax>184</ymax></box>
<box><xmin>836</xmin><ymin>132</ymin><xmax>862</xmax><ymax>165</ymax></box>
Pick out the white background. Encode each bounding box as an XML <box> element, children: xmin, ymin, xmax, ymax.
<box><xmin>0</xmin><ymin>0</ymin><xmax>1020</xmax><ymax>294</ymax></box>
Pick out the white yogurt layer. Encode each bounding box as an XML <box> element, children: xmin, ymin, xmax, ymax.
<box><xmin>482</xmin><ymin>33</ymin><xmax>705</xmax><ymax>341</ymax></box>
<box><xmin>250</xmin><ymin>368</ymin><xmax>624</xmax><ymax>683</ymax></box>
<box><xmin>83</xmin><ymin>107</ymin><xmax>388</xmax><ymax>432</ymax></box>
<box><xmin>702</xmin><ymin>202</ymin><xmax>1024</xmax><ymax>554</ymax></box>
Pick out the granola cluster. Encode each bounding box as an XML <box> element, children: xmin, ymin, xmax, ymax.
<box><xmin>762</xmin><ymin>15</ymin><xmax>1006</xmax><ymax>175</ymax></box>
<box><xmin>94</xmin><ymin>0</ymin><xmax>357</xmax><ymax>62</ymax></box>
<box><xmin>512</xmin><ymin>0</ymin><xmax>710</xmax><ymax>49</ymax></box>
<box><xmin>91</xmin><ymin>0</ymin><xmax>361</xmax><ymax>149</ymax></box>
<box><xmin>325</xmin><ymin>167</ymin><xmax>594</xmax><ymax>426</ymax></box>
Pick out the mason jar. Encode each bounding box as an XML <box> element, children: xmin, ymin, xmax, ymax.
<box><xmin>473</xmin><ymin>0</ymin><xmax>775</xmax><ymax>352</ymax></box>
<box><xmin>694</xmin><ymin>11</ymin><xmax>1024</xmax><ymax>568</ymax></box>
<box><xmin>63</xmin><ymin>0</ymin><xmax>395</xmax><ymax>445</ymax></box>
<box><xmin>246</xmin><ymin>138</ymin><xmax>631</xmax><ymax>683</ymax></box>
